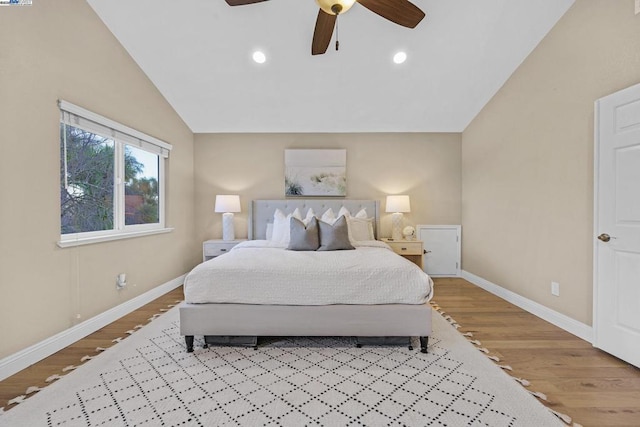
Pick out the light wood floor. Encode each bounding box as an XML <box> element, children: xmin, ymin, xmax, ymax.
<box><xmin>434</xmin><ymin>278</ymin><xmax>640</xmax><ymax>427</ymax></box>
<box><xmin>1</xmin><ymin>279</ymin><xmax>639</xmax><ymax>426</ymax></box>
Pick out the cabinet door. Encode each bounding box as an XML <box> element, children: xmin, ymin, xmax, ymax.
<box><xmin>417</xmin><ymin>225</ymin><xmax>461</xmax><ymax>277</ymax></box>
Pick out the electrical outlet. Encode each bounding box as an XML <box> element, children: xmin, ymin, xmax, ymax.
<box><xmin>551</xmin><ymin>281</ymin><xmax>560</xmax><ymax>297</ymax></box>
<box><xmin>116</xmin><ymin>273</ymin><xmax>127</xmax><ymax>290</ymax></box>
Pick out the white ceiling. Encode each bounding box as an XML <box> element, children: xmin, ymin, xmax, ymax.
<box><xmin>87</xmin><ymin>0</ymin><xmax>574</xmax><ymax>133</ymax></box>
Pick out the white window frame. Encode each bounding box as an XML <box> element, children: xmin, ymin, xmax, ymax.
<box><xmin>58</xmin><ymin>100</ymin><xmax>173</xmax><ymax>248</ymax></box>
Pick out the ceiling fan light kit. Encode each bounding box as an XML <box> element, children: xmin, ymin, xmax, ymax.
<box><xmin>315</xmin><ymin>0</ymin><xmax>356</xmax><ymax>15</ymax></box>
<box><xmin>225</xmin><ymin>0</ymin><xmax>425</xmax><ymax>56</ymax></box>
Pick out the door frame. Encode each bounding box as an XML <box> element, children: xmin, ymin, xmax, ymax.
<box><xmin>591</xmin><ymin>93</ymin><xmax>601</xmax><ymax>347</ymax></box>
<box><xmin>593</xmin><ymin>96</ymin><xmax>603</xmax><ymax>348</ymax></box>
<box><xmin>592</xmin><ymin>81</ymin><xmax>640</xmax><ymax>351</ymax></box>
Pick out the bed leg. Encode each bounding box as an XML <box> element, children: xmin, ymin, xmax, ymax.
<box><xmin>419</xmin><ymin>336</ymin><xmax>428</xmax><ymax>353</ymax></box>
<box><xmin>185</xmin><ymin>336</ymin><xmax>194</xmax><ymax>353</ymax></box>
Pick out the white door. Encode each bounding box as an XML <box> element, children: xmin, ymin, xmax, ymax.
<box><xmin>417</xmin><ymin>225</ymin><xmax>461</xmax><ymax>277</ymax></box>
<box><xmin>594</xmin><ymin>82</ymin><xmax>640</xmax><ymax>368</ymax></box>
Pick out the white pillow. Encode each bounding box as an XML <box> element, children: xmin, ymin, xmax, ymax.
<box><xmin>338</xmin><ymin>206</ymin><xmax>351</xmax><ymax>218</ymax></box>
<box><xmin>271</xmin><ymin>208</ymin><xmax>303</xmax><ymax>244</ymax></box>
<box><xmin>303</xmin><ymin>208</ymin><xmax>316</xmax><ymax>225</ymax></box>
<box><xmin>265</xmin><ymin>223</ymin><xmax>274</xmax><ymax>240</ymax></box>
<box><xmin>321</xmin><ymin>208</ymin><xmax>337</xmax><ymax>224</ymax></box>
<box><xmin>270</xmin><ymin>209</ymin><xmax>291</xmax><ymax>244</ymax></box>
<box><xmin>347</xmin><ymin>216</ymin><xmax>375</xmax><ymax>242</ymax></box>
<box><xmin>338</xmin><ymin>206</ymin><xmax>368</xmax><ymax>219</ymax></box>
<box><xmin>354</xmin><ymin>208</ymin><xmax>368</xmax><ymax>219</ymax></box>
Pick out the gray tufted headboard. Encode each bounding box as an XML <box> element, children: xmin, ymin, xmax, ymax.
<box><xmin>249</xmin><ymin>199</ymin><xmax>380</xmax><ymax>240</ymax></box>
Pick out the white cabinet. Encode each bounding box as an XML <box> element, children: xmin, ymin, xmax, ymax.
<box><xmin>416</xmin><ymin>225</ymin><xmax>461</xmax><ymax>277</ymax></box>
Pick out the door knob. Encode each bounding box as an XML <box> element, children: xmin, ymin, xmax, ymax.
<box><xmin>598</xmin><ymin>233</ymin><xmax>611</xmax><ymax>242</ymax></box>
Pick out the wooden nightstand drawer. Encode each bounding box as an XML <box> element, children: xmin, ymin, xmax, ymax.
<box><xmin>380</xmin><ymin>238</ymin><xmax>424</xmax><ymax>269</ymax></box>
<box><xmin>383</xmin><ymin>240</ymin><xmax>422</xmax><ymax>255</ymax></box>
<box><xmin>203</xmin><ymin>240</ymin><xmax>246</xmax><ymax>262</ymax></box>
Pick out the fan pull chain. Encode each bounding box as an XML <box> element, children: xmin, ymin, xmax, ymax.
<box><xmin>335</xmin><ymin>15</ymin><xmax>339</xmax><ymax>51</ymax></box>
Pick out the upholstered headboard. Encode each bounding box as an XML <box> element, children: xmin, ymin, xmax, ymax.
<box><xmin>249</xmin><ymin>199</ymin><xmax>380</xmax><ymax>240</ymax></box>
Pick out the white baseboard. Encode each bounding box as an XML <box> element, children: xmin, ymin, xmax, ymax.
<box><xmin>0</xmin><ymin>274</ymin><xmax>186</xmax><ymax>382</ymax></box>
<box><xmin>461</xmin><ymin>270</ymin><xmax>593</xmax><ymax>343</ymax></box>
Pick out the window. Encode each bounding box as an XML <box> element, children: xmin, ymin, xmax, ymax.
<box><xmin>59</xmin><ymin>101</ymin><xmax>172</xmax><ymax>247</ymax></box>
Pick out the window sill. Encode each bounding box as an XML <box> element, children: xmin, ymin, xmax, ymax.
<box><xmin>57</xmin><ymin>228</ymin><xmax>174</xmax><ymax>248</ymax></box>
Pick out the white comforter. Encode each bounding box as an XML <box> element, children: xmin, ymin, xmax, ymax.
<box><xmin>184</xmin><ymin>240</ymin><xmax>433</xmax><ymax>305</ymax></box>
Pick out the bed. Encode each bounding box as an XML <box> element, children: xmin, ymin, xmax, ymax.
<box><xmin>179</xmin><ymin>199</ymin><xmax>433</xmax><ymax>353</ymax></box>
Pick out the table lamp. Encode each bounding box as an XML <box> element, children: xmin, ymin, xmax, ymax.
<box><xmin>215</xmin><ymin>195</ymin><xmax>241</xmax><ymax>241</ymax></box>
<box><xmin>386</xmin><ymin>195</ymin><xmax>411</xmax><ymax>241</ymax></box>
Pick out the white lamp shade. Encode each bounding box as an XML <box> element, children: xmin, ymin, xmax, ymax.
<box><xmin>214</xmin><ymin>195</ymin><xmax>241</xmax><ymax>213</ymax></box>
<box><xmin>386</xmin><ymin>195</ymin><xmax>411</xmax><ymax>213</ymax></box>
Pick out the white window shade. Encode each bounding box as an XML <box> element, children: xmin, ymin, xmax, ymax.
<box><xmin>59</xmin><ymin>100</ymin><xmax>172</xmax><ymax>158</ymax></box>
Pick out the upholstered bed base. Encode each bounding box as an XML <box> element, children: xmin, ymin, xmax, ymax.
<box><xmin>179</xmin><ymin>302</ymin><xmax>432</xmax><ymax>353</ymax></box>
<box><xmin>181</xmin><ymin>199</ymin><xmax>432</xmax><ymax>354</ymax></box>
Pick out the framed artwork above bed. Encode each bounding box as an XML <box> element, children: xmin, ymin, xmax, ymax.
<box><xmin>285</xmin><ymin>149</ymin><xmax>346</xmax><ymax>197</ymax></box>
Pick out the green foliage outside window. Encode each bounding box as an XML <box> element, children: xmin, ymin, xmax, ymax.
<box><xmin>60</xmin><ymin>124</ymin><xmax>159</xmax><ymax>234</ymax></box>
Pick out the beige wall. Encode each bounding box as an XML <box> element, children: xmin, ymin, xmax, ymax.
<box><xmin>194</xmin><ymin>133</ymin><xmax>461</xmax><ymax>244</ymax></box>
<box><xmin>0</xmin><ymin>1</ymin><xmax>198</xmax><ymax>358</ymax></box>
<box><xmin>461</xmin><ymin>0</ymin><xmax>640</xmax><ymax>325</ymax></box>
<box><xmin>7</xmin><ymin>0</ymin><xmax>631</xmax><ymax>362</ymax></box>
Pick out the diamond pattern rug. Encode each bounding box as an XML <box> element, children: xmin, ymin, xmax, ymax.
<box><xmin>0</xmin><ymin>307</ymin><xmax>562</xmax><ymax>426</ymax></box>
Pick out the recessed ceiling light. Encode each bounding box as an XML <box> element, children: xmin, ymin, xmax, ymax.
<box><xmin>393</xmin><ymin>51</ymin><xmax>407</xmax><ymax>64</ymax></box>
<box><xmin>252</xmin><ymin>51</ymin><xmax>266</xmax><ymax>64</ymax></box>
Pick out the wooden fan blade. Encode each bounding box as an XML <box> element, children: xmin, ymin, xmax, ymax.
<box><xmin>312</xmin><ymin>9</ymin><xmax>337</xmax><ymax>55</ymax></box>
<box><xmin>356</xmin><ymin>0</ymin><xmax>425</xmax><ymax>28</ymax></box>
<box><xmin>225</xmin><ymin>0</ymin><xmax>269</xmax><ymax>5</ymax></box>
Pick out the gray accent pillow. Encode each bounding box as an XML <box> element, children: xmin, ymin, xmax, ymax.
<box><xmin>317</xmin><ymin>215</ymin><xmax>355</xmax><ymax>251</ymax></box>
<box><xmin>287</xmin><ymin>217</ymin><xmax>319</xmax><ymax>251</ymax></box>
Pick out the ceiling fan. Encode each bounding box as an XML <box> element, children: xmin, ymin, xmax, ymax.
<box><xmin>224</xmin><ymin>0</ymin><xmax>426</xmax><ymax>55</ymax></box>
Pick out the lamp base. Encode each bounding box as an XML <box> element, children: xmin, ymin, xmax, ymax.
<box><xmin>391</xmin><ymin>212</ymin><xmax>403</xmax><ymax>241</ymax></box>
<box><xmin>221</xmin><ymin>212</ymin><xmax>235</xmax><ymax>241</ymax></box>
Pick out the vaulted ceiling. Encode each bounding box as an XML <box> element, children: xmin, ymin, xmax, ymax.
<box><xmin>87</xmin><ymin>0</ymin><xmax>574</xmax><ymax>133</ymax></box>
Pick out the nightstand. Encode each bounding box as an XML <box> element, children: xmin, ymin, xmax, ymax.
<box><xmin>380</xmin><ymin>238</ymin><xmax>424</xmax><ymax>269</ymax></box>
<box><xmin>203</xmin><ymin>239</ymin><xmax>246</xmax><ymax>262</ymax></box>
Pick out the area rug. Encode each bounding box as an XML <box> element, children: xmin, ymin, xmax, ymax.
<box><xmin>0</xmin><ymin>307</ymin><xmax>562</xmax><ymax>426</ymax></box>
